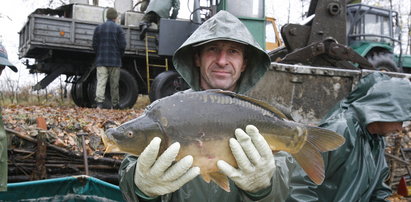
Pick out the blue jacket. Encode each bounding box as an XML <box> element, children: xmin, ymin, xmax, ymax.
<box><xmin>92</xmin><ymin>20</ymin><xmax>126</xmax><ymax>67</ymax></box>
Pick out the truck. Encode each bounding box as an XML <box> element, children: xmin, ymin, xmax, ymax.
<box><xmin>18</xmin><ymin>2</ymin><xmax>192</xmax><ymax>109</ymax></box>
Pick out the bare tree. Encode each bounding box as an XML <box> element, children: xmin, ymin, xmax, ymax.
<box><xmin>408</xmin><ymin>0</ymin><xmax>411</xmax><ymax>54</ymax></box>
<box><xmin>2</xmin><ymin>74</ymin><xmax>19</xmax><ymax>103</ymax></box>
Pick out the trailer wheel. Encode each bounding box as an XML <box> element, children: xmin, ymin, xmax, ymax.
<box><xmin>70</xmin><ymin>83</ymin><xmax>84</xmax><ymax>107</ymax></box>
<box><xmin>149</xmin><ymin>70</ymin><xmax>189</xmax><ymax>102</ymax></box>
<box><xmin>86</xmin><ymin>69</ymin><xmax>139</xmax><ymax>109</ymax></box>
<box><xmin>118</xmin><ymin>69</ymin><xmax>139</xmax><ymax>109</ymax></box>
<box><xmin>367</xmin><ymin>52</ymin><xmax>402</xmax><ymax>72</ymax></box>
<box><xmin>70</xmin><ymin>81</ymin><xmax>93</xmax><ymax>107</ymax></box>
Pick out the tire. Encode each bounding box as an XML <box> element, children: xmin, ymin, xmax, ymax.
<box><xmin>70</xmin><ymin>82</ymin><xmax>92</xmax><ymax>107</ymax></box>
<box><xmin>367</xmin><ymin>52</ymin><xmax>402</xmax><ymax>72</ymax></box>
<box><xmin>149</xmin><ymin>70</ymin><xmax>189</xmax><ymax>102</ymax></box>
<box><xmin>86</xmin><ymin>69</ymin><xmax>139</xmax><ymax>109</ymax></box>
<box><xmin>118</xmin><ymin>69</ymin><xmax>139</xmax><ymax>108</ymax></box>
<box><xmin>70</xmin><ymin>83</ymin><xmax>83</xmax><ymax>107</ymax></box>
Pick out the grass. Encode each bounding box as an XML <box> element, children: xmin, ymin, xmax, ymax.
<box><xmin>0</xmin><ymin>88</ymin><xmax>151</xmax><ymax>110</ymax></box>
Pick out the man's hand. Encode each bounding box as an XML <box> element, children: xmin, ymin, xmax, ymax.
<box><xmin>217</xmin><ymin>125</ymin><xmax>275</xmax><ymax>193</ymax></box>
<box><xmin>134</xmin><ymin>137</ymin><xmax>200</xmax><ymax>197</ymax></box>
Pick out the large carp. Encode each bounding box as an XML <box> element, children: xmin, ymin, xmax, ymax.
<box><xmin>103</xmin><ymin>90</ymin><xmax>345</xmax><ymax>192</ymax></box>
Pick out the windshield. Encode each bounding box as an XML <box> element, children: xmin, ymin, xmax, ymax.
<box><xmin>352</xmin><ymin>13</ymin><xmax>391</xmax><ymax>42</ymax></box>
<box><xmin>347</xmin><ymin>5</ymin><xmax>399</xmax><ymax>46</ymax></box>
<box><xmin>364</xmin><ymin>14</ymin><xmax>390</xmax><ymax>36</ymax></box>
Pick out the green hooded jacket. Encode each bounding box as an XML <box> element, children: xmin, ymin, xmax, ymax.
<box><xmin>0</xmin><ymin>107</ymin><xmax>7</xmax><ymax>191</ymax></box>
<box><xmin>118</xmin><ymin>10</ymin><xmax>297</xmax><ymax>202</ymax></box>
<box><xmin>286</xmin><ymin>72</ymin><xmax>411</xmax><ymax>202</ymax></box>
<box><xmin>173</xmin><ymin>10</ymin><xmax>270</xmax><ymax>94</ymax></box>
<box><xmin>145</xmin><ymin>0</ymin><xmax>180</xmax><ymax>19</ymax></box>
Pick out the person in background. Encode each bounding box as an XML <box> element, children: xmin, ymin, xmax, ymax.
<box><xmin>92</xmin><ymin>7</ymin><xmax>126</xmax><ymax>109</ymax></box>
<box><xmin>0</xmin><ymin>43</ymin><xmax>18</xmax><ymax>191</ymax></box>
<box><xmin>286</xmin><ymin>72</ymin><xmax>411</xmax><ymax>201</ymax></box>
<box><xmin>139</xmin><ymin>0</ymin><xmax>180</xmax><ymax>40</ymax></box>
<box><xmin>119</xmin><ymin>11</ymin><xmax>297</xmax><ymax>202</ymax></box>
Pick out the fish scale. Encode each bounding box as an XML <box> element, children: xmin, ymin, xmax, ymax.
<box><xmin>103</xmin><ymin>90</ymin><xmax>345</xmax><ymax>192</ymax></box>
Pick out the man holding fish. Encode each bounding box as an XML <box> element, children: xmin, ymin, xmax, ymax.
<box><xmin>117</xmin><ymin>11</ymin><xmax>293</xmax><ymax>201</ymax></box>
<box><xmin>113</xmin><ymin>11</ymin><xmax>344</xmax><ymax>201</ymax></box>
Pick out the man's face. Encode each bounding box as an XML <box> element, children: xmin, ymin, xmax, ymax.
<box><xmin>367</xmin><ymin>121</ymin><xmax>403</xmax><ymax>136</ymax></box>
<box><xmin>194</xmin><ymin>40</ymin><xmax>246</xmax><ymax>91</ymax></box>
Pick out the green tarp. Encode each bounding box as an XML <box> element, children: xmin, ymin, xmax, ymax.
<box><xmin>0</xmin><ymin>175</ymin><xmax>124</xmax><ymax>201</ymax></box>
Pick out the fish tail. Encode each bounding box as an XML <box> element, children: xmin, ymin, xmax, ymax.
<box><xmin>306</xmin><ymin>126</ymin><xmax>345</xmax><ymax>152</ymax></box>
<box><xmin>293</xmin><ymin>126</ymin><xmax>345</xmax><ymax>185</ymax></box>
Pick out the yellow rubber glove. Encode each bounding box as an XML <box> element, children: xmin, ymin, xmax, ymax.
<box><xmin>134</xmin><ymin>137</ymin><xmax>200</xmax><ymax>197</ymax></box>
<box><xmin>217</xmin><ymin>125</ymin><xmax>275</xmax><ymax>193</ymax></box>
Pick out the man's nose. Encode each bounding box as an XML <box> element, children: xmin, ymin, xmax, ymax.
<box><xmin>216</xmin><ymin>51</ymin><xmax>229</xmax><ymax>67</ymax></box>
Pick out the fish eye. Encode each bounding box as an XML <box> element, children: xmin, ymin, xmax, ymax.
<box><xmin>127</xmin><ymin>131</ymin><xmax>133</xmax><ymax>138</ymax></box>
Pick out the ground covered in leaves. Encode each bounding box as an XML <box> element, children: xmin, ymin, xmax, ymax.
<box><xmin>2</xmin><ymin>105</ymin><xmax>144</xmax><ymax>158</ymax></box>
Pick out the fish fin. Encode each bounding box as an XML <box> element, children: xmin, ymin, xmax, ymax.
<box><xmin>211</xmin><ymin>90</ymin><xmax>290</xmax><ymax>120</ymax></box>
<box><xmin>293</xmin><ymin>142</ymin><xmax>325</xmax><ymax>185</ymax></box>
<box><xmin>306</xmin><ymin>126</ymin><xmax>345</xmax><ymax>152</ymax></box>
<box><xmin>210</xmin><ymin>172</ymin><xmax>231</xmax><ymax>192</ymax></box>
<box><xmin>200</xmin><ymin>171</ymin><xmax>212</xmax><ymax>183</ymax></box>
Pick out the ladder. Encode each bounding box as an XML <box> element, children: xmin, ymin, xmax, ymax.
<box><xmin>145</xmin><ymin>34</ymin><xmax>169</xmax><ymax>93</ymax></box>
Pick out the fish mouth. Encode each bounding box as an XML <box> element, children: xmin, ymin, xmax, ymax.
<box><xmin>102</xmin><ymin>129</ymin><xmax>122</xmax><ymax>153</ymax></box>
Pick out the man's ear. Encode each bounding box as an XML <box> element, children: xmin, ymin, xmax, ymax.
<box><xmin>194</xmin><ymin>53</ymin><xmax>201</xmax><ymax>67</ymax></box>
<box><xmin>241</xmin><ymin>58</ymin><xmax>247</xmax><ymax>72</ymax></box>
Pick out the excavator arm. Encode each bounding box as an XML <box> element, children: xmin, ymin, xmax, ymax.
<box><xmin>269</xmin><ymin>0</ymin><xmax>373</xmax><ymax>70</ymax></box>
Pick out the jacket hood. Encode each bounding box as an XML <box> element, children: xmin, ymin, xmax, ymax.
<box><xmin>323</xmin><ymin>72</ymin><xmax>411</xmax><ymax>127</ymax></box>
<box><xmin>173</xmin><ymin>10</ymin><xmax>270</xmax><ymax>93</ymax></box>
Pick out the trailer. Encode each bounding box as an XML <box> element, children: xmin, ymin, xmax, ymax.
<box><xmin>18</xmin><ymin>3</ymin><xmax>197</xmax><ymax>109</ymax></box>
<box><xmin>248</xmin><ymin>62</ymin><xmax>411</xmax><ymax>125</ymax></box>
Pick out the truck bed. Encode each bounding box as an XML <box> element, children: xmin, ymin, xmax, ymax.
<box><xmin>18</xmin><ymin>14</ymin><xmax>157</xmax><ymax>59</ymax></box>
<box><xmin>248</xmin><ymin>62</ymin><xmax>411</xmax><ymax>124</ymax></box>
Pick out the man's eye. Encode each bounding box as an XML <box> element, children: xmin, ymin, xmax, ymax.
<box><xmin>229</xmin><ymin>49</ymin><xmax>240</xmax><ymax>54</ymax></box>
<box><xmin>206</xmin><ymin>46</ymin><xmax>218</xmax><ymax>52</ymax></box>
